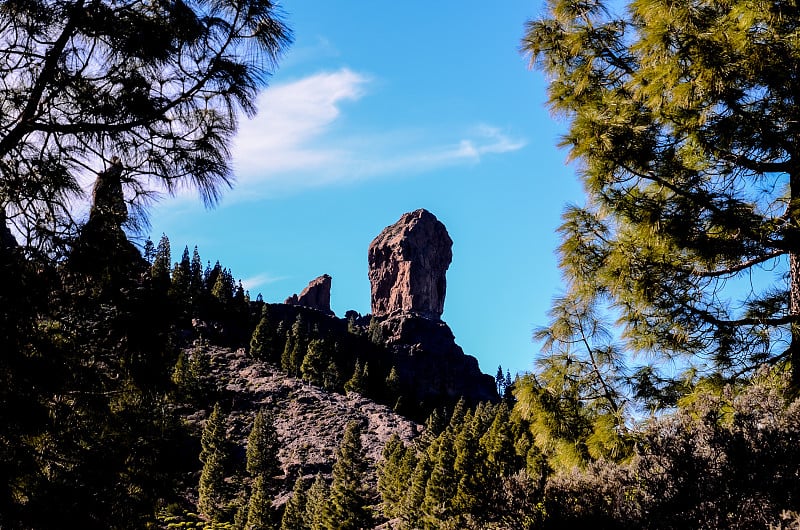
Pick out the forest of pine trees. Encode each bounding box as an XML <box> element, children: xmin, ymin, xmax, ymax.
<box><xmin>4</xmin><ymin>213</ymin><xmax>800</xmax><ymax>530</ymax></box>
<box><xmin>6</xmin><ymin>0</ymin><xmax>800</xmax><ymax>526</ymax></box>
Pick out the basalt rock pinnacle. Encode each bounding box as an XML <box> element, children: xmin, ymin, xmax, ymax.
<box><xmin>368</xmin><ymin>209</ymin><xmax>452</xmax><ymax>320</ymax></box>
<box><xmin>368</xmin><ymin>209</ymin><xmax>497</xmax><ymax>405</ymax></box>
<box><xmin>285</xmin><ymin>274</ymin><xmax>333</xmax><ymax>315</ymax></box>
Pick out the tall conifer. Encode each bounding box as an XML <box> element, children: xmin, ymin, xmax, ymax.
<box><xmin>280</xmin><ymin>477</ymin><xmax>309</xmax><ymax>530</ymax></box>
<box><xmin>198</xmin><ymin>404</ymin><xmax>227</xmax><ymax>520</ymax></box>
<box><xmin>303</xmin><ymin>474</ymin><xmax>329</xmax><ymax>530</ymax></box>
<box><xmin>325</xmin><ymin>421</ymin><xmax>371</xmax><ymax>530</ymax></box>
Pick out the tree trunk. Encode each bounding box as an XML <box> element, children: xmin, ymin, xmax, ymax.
<box><xmin>790</xmin><ymin>253</ymin><xmax>800</xmax><ymax>389</ymax></box>
<box><xmin>790</xmin><ymin>167</ymin><xmax>800</xmax><ymax>390</ymax></box>
<box><xmin>0</xmin><ymin>208</ymin><xmax>17</xmax><ymax>250</ymax></box>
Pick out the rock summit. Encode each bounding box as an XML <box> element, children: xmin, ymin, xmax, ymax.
<box><xmin>368</xmin><ymin>209</ymin><xmax>452</xmax><ymax>321</ymax></box>
<box><xmin>368</xmin><ymin>209</ymin><xmax>497</xmax><ymax>405</ymax></box>
<box><xmin>285</xmin><ymin>274</ymin><xmax>333</xmax><ymax>315</ymax></box>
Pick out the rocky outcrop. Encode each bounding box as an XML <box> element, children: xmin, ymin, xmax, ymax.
<box><xmin>367</xmin><ymin>209</ymin><xmax>497</xmax><ymax>406</ymax></box>
<box><xmin>376</xmin><ymin>314</ymin><xmax>498</xmax><ymax>406</ymax></box>
<box><xmin>368</xmin><ymin>209</ymin><xmax>452</xmax><ymax>321</ymax></box>
<box><xmin>285</xmin><ymin>274</ymin><xmax>333</xmax><ymax>315</ymax></box>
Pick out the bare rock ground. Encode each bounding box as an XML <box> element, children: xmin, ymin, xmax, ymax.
<box><xmin>192</xmin><ymin>346</ymin><xmax>421</xmax><ymax>501</ymax></box>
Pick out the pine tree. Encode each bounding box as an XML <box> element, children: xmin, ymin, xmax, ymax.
<box><xmin>143</xmin><ymin>238</ymin><xmax>155</xmax><ymax>263</ymax></box>
<box><xmin>522</xmin><ymin>0</ymin><xmax>800</xmax><ymax>396</ymax></box>
<box><xmin>190</xmin><ymin>246</ymin><xmax>204</xmax><ymax>307</ymax></box>
<box><xmin>198</xmin><ymin>404</ymin><xmax>227</xmax><ymax>520</ymax></box>
<box><xmin>281</xmin><ymin>333</ymin><xmax>295</xmax><ymax>374</ymax></box>
<box><xmin>449</xmin><ymin>397</ymin><xmax>467</xmax><ymax>428</ymax></box>
<box><xmin>504</xmin><ymin>370</ymin><xmax>514</xmax><ymax>403</ymax></box>
<box><xmin>250</xmin><ymin>306</ymin><xmax>276</xmax><ymax>360</ymax></box>
<box><xmin>496</xmin><ymin>365</ymin><xmax>506</xmax><ymax>396</ymax></box>
<box><xmin>385</xmin><ymin>365</ymin><xmax>401</xmax><ymax>404</ymax></box>
<box><xmin>0</xmin><ymin>0</ymin><xmax>291</xmax><ymax>252</ymax></box>
<box><xmin>421</xmin><ymin>428</ymin><xmax>457</xmax><ymax>528</ymax></box>
<box><xmin>344</xmin><ymin>359</ymin><xmax>368</xmax><ymax>395</ymax></box>
<box><xmin>288</xmin><ymin>314</ymin><xmax>310</xmax><ymax>376</ymax></box>
<box><xmin>205</xmin><ymin>261</ymin><xmax>222</xmax><ymax>294</ymax></box>
<box><xmin>211</xmin><ymin>267</ymin><xmax>235</xmax><ymax>306</ymax></box>
<box><xmin>301</xmin><ymin>339</ymin><xmax>328</xmax><ymax>387</ymax></box>
<box><xmin>325</xmin><ymin>421</ymin><xmax>371</xmax><ymax>530</ymax></box>
<box><xmin>243</xmin><ymin>409</ymin><xmax>281</xmax><ymax>528</ymax></box>
<box><xmin>480</xmin><ymin>403</ymin><xmax>518</xmax><ymax>480</ymax></box>
<box><xmin>150</xmin><ymin>234</ymin><xmax>172</xmax><ymax>289</ymax></box>
<box><xmin>418</xmin><ymin>407</ymin><xmax>447</xmax><ymax>450</ymax></box>
<box><xmin>401</xmin><ymin>450</ymin><xmax>433</xmax><ymax>529</ymax></box>
<box><xmin>451</xmin><ymin>410</ymin><xmax>487</xmax><ymax>521</ymax></box>
<box><xmin>303</xmin><ymin>474</ymin><xmax>329</xmax><ymax>530</ymax></box>
<box><xmin>170</xmin><ymin>245</ymin><xmax>192</xmax><ymax>310</ymax></box>
<box><xmin>246</xmin><ymin>410</ymin><xmax>281</xmax><ymax>482</ymax></box>
<box><xmin>323</xmin><ymin>360</ymin><xmax>341</xmax><ymax>392</ymax></box>
<box><xmin>377</xmin><ymin>434</ymin><xmax>416</xmax><ymax>520</ymax></box>
<box><xmin>280</xmin><ymin>477</ymin><xmax>309</xmax><ymax>530</ymax></box>
<box><xmin>245</xmin><ymin>475</ymin><xmax>274</xmax><ymax>530</ymax></box>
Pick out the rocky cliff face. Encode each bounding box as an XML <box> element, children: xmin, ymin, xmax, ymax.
<box><xmin>284</xmin><ymin>274</ymin><xmax>333</xmax><ymax>315</ymax></box>
<box><xmin>368</xmin><ymin>209</ymin><xmax>452</xmax><ymax>320</ymax></box>
<box><xmin>377</xmin><ymin>314</ymin><xmax>498</xmax><ymax>406</ymax></box>
<box><xmin>367</xmin><ymin>209</ymin><xmax>497</xmax><ymax>406</ymax></box>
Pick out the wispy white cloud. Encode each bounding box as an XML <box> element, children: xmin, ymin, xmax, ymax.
<box><xmin>229</xmin><ymin>68</ymin><xmax>526</xmax><ymax>200</ymax></box>
<box><xmin>241</xmin><ymin>272</ymin><xmax>288</xmax><ymax>292</ymax></box>
<box><xmin>232</xmin><ymin>68</ymin><xmax>367</xmax><ymax>178</ymax></box>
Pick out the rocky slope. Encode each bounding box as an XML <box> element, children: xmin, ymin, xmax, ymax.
<box><xmin>186</xmin><ymin>345</ymin><xmax>420</xmax><ymax>503</ymax></box>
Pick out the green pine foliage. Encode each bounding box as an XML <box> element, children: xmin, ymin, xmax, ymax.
<box><xmin>289</xmin><ymin>314</ymin><xmax>310</xmax><ymax>377</ymax></box>
<box><xmin>243</xmin><ymin>410</ymin><xmax>281</xmax><ymax>529</ymax></box>
<box><xmin>400</xmin><ymin>451</ymin><xmax>433</xmax><ymax>529</ymax></box>
<box><xmin>151</xmin><ymin>234</ymin><xmax>172</xmax><ymax>290</ymax></box>
<box><xmin>246</xmin><ymin>409</ymin><xmax>281</xmax><ymax>481</ymax></box>
<box><xmin>250</xmin><ymin>306</ymin><xmax>276</xmax><ymax>360</ymax></box>
<box><xmin>245</xmin><ymin>476</ymin><xmax>274</xmax><ymax>530</ymax></box>
<box><xmin>171</xmin><ymin>246</ymin><xmax>192</xmax><ymax>311</ymax></box>
<box><xmin>344</xmin><ymin>359</ymin><xmax>369</xmax><ymax>394</ymax></box>
<box><xmin>382</xmin><ymin>402</ymin><xmax>545</xmax><ymax>529</ymax></box>
<box><xmin>420</xmin><ymin>428</ymin><xmax>458</xmax><ymax>528</ymax></box>
<box><xmin>172</xmin><ymin>346</ymin><xmax>215</xmax><ymax>405</ymax></box>
<box><xmin>280</xmin><ymin>333</ymin><xmax>295</xmax><ymax>374</ymax></box>
<box><xmin>385</xmin><ymin>365</ymin><xmax>401</xmax><ymax>404</ymax></box>
<box><xmin>523</xmin><ymin>0</ymin><xmax>800</xmax><ymax>397</ymax></box>
<box><xmin>301</xmin><ymin>339</ymin><xmax>329</xmax><ymax>387</ymax></box>
<box><xmin>303</xmin><ymin>474</ymin><xmax>329</xmax><ymax>530</ymax></box>
<box><xmin>377</xmin><ymin>434</ymin><xmax>416</xmax><ymax>520</ymax></box>
<box><xmin>325</xmin><ymin>421</ymin><xmax>372</xmax><ymax>530</ymax></box>
<box><xmin>480</xmin><ymin>403</ymin><xmax>518</xmax><ymax>479</ymax></box>
<box><xmin>198</xmin><ymin>404</ymin><xmax>228</xmax><ymax>520</ymax></box>
<box><xmin>280</xmin><ymin>477</ymin><xmax>309</xmax><ymax>530</ymax></box>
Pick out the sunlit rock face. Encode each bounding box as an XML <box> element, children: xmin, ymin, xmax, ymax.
<box><xmin>368</xmin><ymin>209</ymin><xmax>453</xmax><ymax>321</ymax></box>
<box><xmin>368</xmin><ymin>209</ymin><xmax>497</xmax><ymax>405</ymax></box>
<box><xmin>285</xmin><ymin>274</ymin><xmax>333</xmax><ymax>315</ymax></box>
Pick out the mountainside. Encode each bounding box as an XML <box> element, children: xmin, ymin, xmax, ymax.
<box><xmin>187</xmin><ymin>344</ymin><xmax>419</xmax><ymax>501</ymax></box>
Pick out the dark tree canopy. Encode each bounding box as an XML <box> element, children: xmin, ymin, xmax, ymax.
<box><xmin>0</xmin><ymin>0</ymin><xmax>291</xmax><ymax>252</ymax></box>
<box><xmin>523</xmin><ymin>0</ymin><xmax>800</xmax><ymax>404</ymax></box>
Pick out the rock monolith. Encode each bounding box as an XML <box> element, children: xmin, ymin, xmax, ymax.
<box><xmin>368</xmin><ymin>209</ymin><xmax>452</xmax><ymax>321</ymax></box>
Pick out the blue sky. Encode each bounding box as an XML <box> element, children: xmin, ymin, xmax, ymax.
<box><xmin>145</xmin><ymin>0</ymin><xmax>584</xmax><ymax>377</ymax></box>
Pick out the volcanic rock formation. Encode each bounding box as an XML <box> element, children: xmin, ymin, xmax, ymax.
<box><xmin>368</xmin><ymin>209</ymin><xmax>452</xmax><ymax>320</ymax></box>
<box><xmin>285</xmin><ymin>274</ymin><xmax>333</xmax><ymax>315</ymax></box>
<box><xmin>368</xmin><ymin>209</ymin><xmax>497</xmax><ymax>405</ymax></box>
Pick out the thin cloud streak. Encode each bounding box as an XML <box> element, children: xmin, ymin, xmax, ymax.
<box><xmin>241</xmin><ymin>272</ymin><xmax>288</xmax><ymax>292</ymax></box>
<box><xmin>229</xmin><ymin>68</ymin><xmax>526</xmax><ymax>200</ymax></box>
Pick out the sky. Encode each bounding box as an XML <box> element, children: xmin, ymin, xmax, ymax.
<box><xmin>145</xmin><ymin>0</ymin><xmax>584</xmax><ymax>378</ymax></box>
